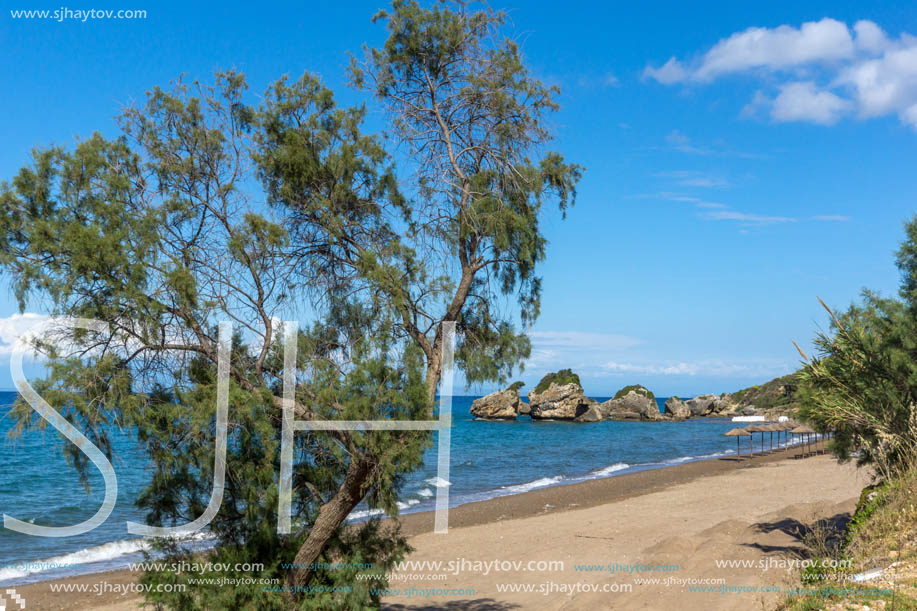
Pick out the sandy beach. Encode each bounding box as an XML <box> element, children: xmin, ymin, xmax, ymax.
<box><xmin>13</xmin><ymin>448</ymin><xmax>868</xmax><ymax>611</ymax></box>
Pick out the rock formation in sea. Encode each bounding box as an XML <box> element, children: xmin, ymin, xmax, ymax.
<box><xmin>470</xmin><ymin>387</ymin><xmax>522</xmax><ymax>420</ymax></box>
<box><xmin>471</xmin><ymin>372</ymin><xmax>803</xmax><ymax>424</ymax></box>
<box><xmin>600</xmin><ymin>385</ymin><xmax>663</xmax><ymax>421</ymax></box>
<box><xmin>686</xmin><ymin>393</ymin><xmax>717</xmax><ymax>417</ymax></box>
<box><xmin>528</xmin><ymin>370</ymin><xmax>595</xmax><ymax>420</ymax></box>
<box><xmin>664</xmin><ymin>396</ymin><xmax>691</xmax><ymax>420</ymax></box>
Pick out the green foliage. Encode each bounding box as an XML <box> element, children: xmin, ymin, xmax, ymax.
<box><xmin>508</xmin><ymin>381</ymin><xmax>524</xmax><ymax>392</ymax></box>
<box><xmin>798</xmin><ymin>218</ymin><xmax>917</xmax><ymax>479</ymax></box>
<box><xmin>0</xmin><ymin>71</ymin><xmax>431</xmax><ymax>609</ymax></box>
<box><xmin>846</xmin><ymin>482</ymin><xmax>888</xmax><ymax>545</ymax></box>
<box><xmin>533</xmin><ymin>369</ymin><xmax>581</xmax><ymax>393</ymax></box>
<box><xmin>613</xmin><ymin>384</ymin><xmax>655</xmax><ymax>402</ymax></box>
<box><xmin>730</xmin><ymin>374</ymin><xmax>800</xmax><ymax>413</ymax></box>
<box><xmin>0</xmin><ymin>2</ymin><xmax>581</xmax><ymax>607</ymax></box>
<box><xmin>349</xmin><ymin>0</ymin><xmax>582</xmax><ymax>390</ymax></box>
<box><xmin>783</xmin><ymin>471</ymin><xmax>917</xmax><ymax>611</ymax></box>
<box><xmin>140</xmin><ymin>519</ymin><xmax>409</xmax><ymax>610</ymax></box>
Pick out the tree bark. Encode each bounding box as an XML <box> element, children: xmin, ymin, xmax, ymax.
<box><xmin>288</xmin><ymin>258</ymin><xmax>475</xmax><ymax>593</ymax></box>
<box><xmin>288</xmin><ymin>455</ymin><xmax>376</xmax><ymax>589</ymax></box>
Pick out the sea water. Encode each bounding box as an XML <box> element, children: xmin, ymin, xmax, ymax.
<box><xmin>0</xmin><ymin>392</ymin><xmax>760</xmax><ymax>585</ymax></box>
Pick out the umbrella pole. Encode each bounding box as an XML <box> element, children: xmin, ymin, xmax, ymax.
<box><xmin>737</xmin><ymin>436</ymin><xmax>740</xmax><ymax>460</ymax></box>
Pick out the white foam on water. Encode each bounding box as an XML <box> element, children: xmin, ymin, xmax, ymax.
<box><xmin>588</xmin><ymin>462</ymin><xmax>631</xmax><ymax>477</ymax></box>
<box><xmin>348</xmin><ymin>499</ymin><xmax>422</xmax><ymax>522</ymax></box>
<box><xmin>0</xmin><ymin>531</ymin><xmax>216</xmax><ymax>582</ymax></box>
<box><xmin>347</xmin><ymin>508</ymin><xmax>385</xmax><ymax>521</ymax></box>
<box><xmin>661</xmin><ymin>456</ymin><xmax>693</xmax><ymax>465</ymax></box>
<box><xmin>425</xmin><ymin>477</ymin><xmax>451</xmax><ymax>488</ymax></box>
<box><xmin>497</xmin><ymin>475</ymin><xmax>564</xmax><ymax>495</ymax></box>
<box><xmin>417</xmin><ymin>488</ymin><xmax>434</xmax><ymax>498</ymax></box>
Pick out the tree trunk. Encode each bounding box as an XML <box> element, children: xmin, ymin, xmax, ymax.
<box><xmin>289</xmin><ymin>307</ymin><xmax>461</xmax><ymax>591</ymax></box>
<box><xmin>288</xmin><ymin>456</ymin><xmax>375</xmax><ymax>589</ymax></box>
<box><xmin>424</xmin><ymin>351</ymin><xmax>442</xmax><ymax>406</ymax></box>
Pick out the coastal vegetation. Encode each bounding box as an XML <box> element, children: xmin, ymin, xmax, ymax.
<box><xmin>533</xmin><ymin>368</ymin><xmax>582</xmax><ymax>393</ymax></box>
<box><xmin>612</xmin><ymin>384</ymin><xmax>656</xmax><ymax>403</ymax></box>
<box><xmin>780</xmin><ymin>217</ymin><xmax>917</xmax><ymax>610</ymax></box>
<box><xmin>0</xmin><ymin>1</ymin><xmax>580</xmax><ymax>608</ymax></box>
<box><xmin>730</xmin><ymin>373</ymin><xmax>801</xmax><ymax>414</ymax></box>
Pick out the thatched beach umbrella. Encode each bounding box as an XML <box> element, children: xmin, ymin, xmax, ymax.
<box><xmin>744</xmin><ymin>424</ymin><xmax>767</xmax><ymax>454</ymax></box>
<box><xmin>724</xmin><ymin>427</ymin><xmax>752</xmax><ymax>458</ymax></box>
<box><xmin>770</xmin><ymin>422</ymin><xmax>783</xmax><ymax>447</ymax></box>
<box><xmin>762</xmin><ymin>423</ymin><xmax>779</xmax><ymax>452</ymax></box>
<box><xmin>791</xmin><ymin>425</ymin><xmax>815</xmax><ymax>457</ymax></box>
<box><xmin>777</xmin><ymin>422</ymin><xmax>793</xmax><ymax>448</ymax></box>
<box><xmin>781</xmin><ymin>421</ymin><xmax>798</xmax><ymax>449</ymax></box>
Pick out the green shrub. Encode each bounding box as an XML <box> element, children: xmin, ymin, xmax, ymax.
<box><xmin>613</xmin><ymin>384</ymin><xmax>656</xmax><ymax>403</ymax></box>
<box><xmin>533</xmin><ymin>369</ymin><xmax>581</xmax><ymax>393</ymax></box>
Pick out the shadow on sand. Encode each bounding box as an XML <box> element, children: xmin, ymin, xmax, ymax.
<box><xmin>738</xmin><ymin>511</ymin><xmax>852</xmax><ymax>556</ymax></box>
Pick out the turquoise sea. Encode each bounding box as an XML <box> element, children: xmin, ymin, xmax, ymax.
<box><xmin>0</xmin><ymin>391</ymin><xmax>778</xmax><ymax>585</ymax></box>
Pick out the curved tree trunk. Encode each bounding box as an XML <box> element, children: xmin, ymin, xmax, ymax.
<box><xmin>289</xmin><ymin>324</ymin><xmax>449</xmax><ymax>592</ymax></box>
<box><xmin>288</xmin><ymin>456</ymin><xmax>376</xmax><ymax>588</ymax></box>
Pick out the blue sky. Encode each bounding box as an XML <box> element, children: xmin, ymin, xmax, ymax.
<box><xmin>2</xmin><ymin>1</ymin><xmax>916</xmax><ymax>396</ymax></box>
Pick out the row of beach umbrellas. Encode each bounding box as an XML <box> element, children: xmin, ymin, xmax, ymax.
<box><xmin>724</xmin><ymin>422</ymin><xmax>823</xmax><ymax>459</ymax></box>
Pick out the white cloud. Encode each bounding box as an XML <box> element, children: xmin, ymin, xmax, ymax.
<box><xmin>645</xmin><ymin>18</ymin><xmax>917</xmax><ymax>130</ymax></box>
<box><xmin>522</xmin><ymin>331</ymin><xmax>643</xmax><ymax>373</ymax></box>
<box><xmin>695</xmin><ymin>19</ymin><xmax>854</xmax><ymax>81</ymax></box>
<box><xmin>655</xmin><ymin>170</ymin><xmax>729</xmax><ymax>188</ymax></box>
<box><xmin>641</xmin><ymin>192</ymin><xmax>788</xmax><ymax>225</ymax></box>
<box><xmin>575</xmin><ymin>71</ymin><xmax>621</xmax><ymax>89</ymax></box>
<box><xmin>646</xmin><ymin>18</ymin><xmax>854</xmax><ymax>84</ymax></box>
<box><xmin>665</xmin><ymin>129</ymin><xmax>690</xmax><ymax>145</ymax></box>
<box><xmin>529</xmin><ymin>331</ymin><xmax>643</xmax><ymax>351</ymax></box>
<box><xmin>854</xmin><ymin>19</ymin><xmax>890</xmax><ymax>54</ymax></box>
<box><xmin>657</xmin><ymin>130</ymin><xmax>765</xmax><ymax>158</ymax></box>
<box><xmin>604</xmin><ymin>361</ymin><xmax>702</xmax><ymax>375</ymax></box>
<box><xmin>0</xmin><ymin>313</ymin><xmax>50</xmax><ymax>355</ymax></box>
<box><xmin>643</xmin><ymin>57</ymin><xmax>690</xmax><ymax>84</ymax></box>
<box><xmin>835</xmin><ymin>44</ymin><xmax>917</xmax><ymax>126</ymax></box>
<box><xmin>704</xmin><ymin>210</ymin><xmax>797</xmax><ymax>224</ymax></box>
<box><xmin>511</xmin><ymin>331</ymin><xmax>795</xmax><ymax>394</ymax></box>
<box><xmin>680</xmin><ymin>176</ymin><xmax>728</xmax><ymax>187</ymax></box>
<box><xmin>603</xmin><ymin>360</ymin><xmax>792</xmax><ymax>378</ymax></box>
<box><xmin>771</xmin><ymin>81</ymin><xmax>851</xmax><ymax>124</ymax></box>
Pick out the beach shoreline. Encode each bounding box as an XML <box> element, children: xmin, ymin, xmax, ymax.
<box><xmin>13</xmin><ymin>444</ymin><xmax>867</xmax><ymax>610</ymax></box>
